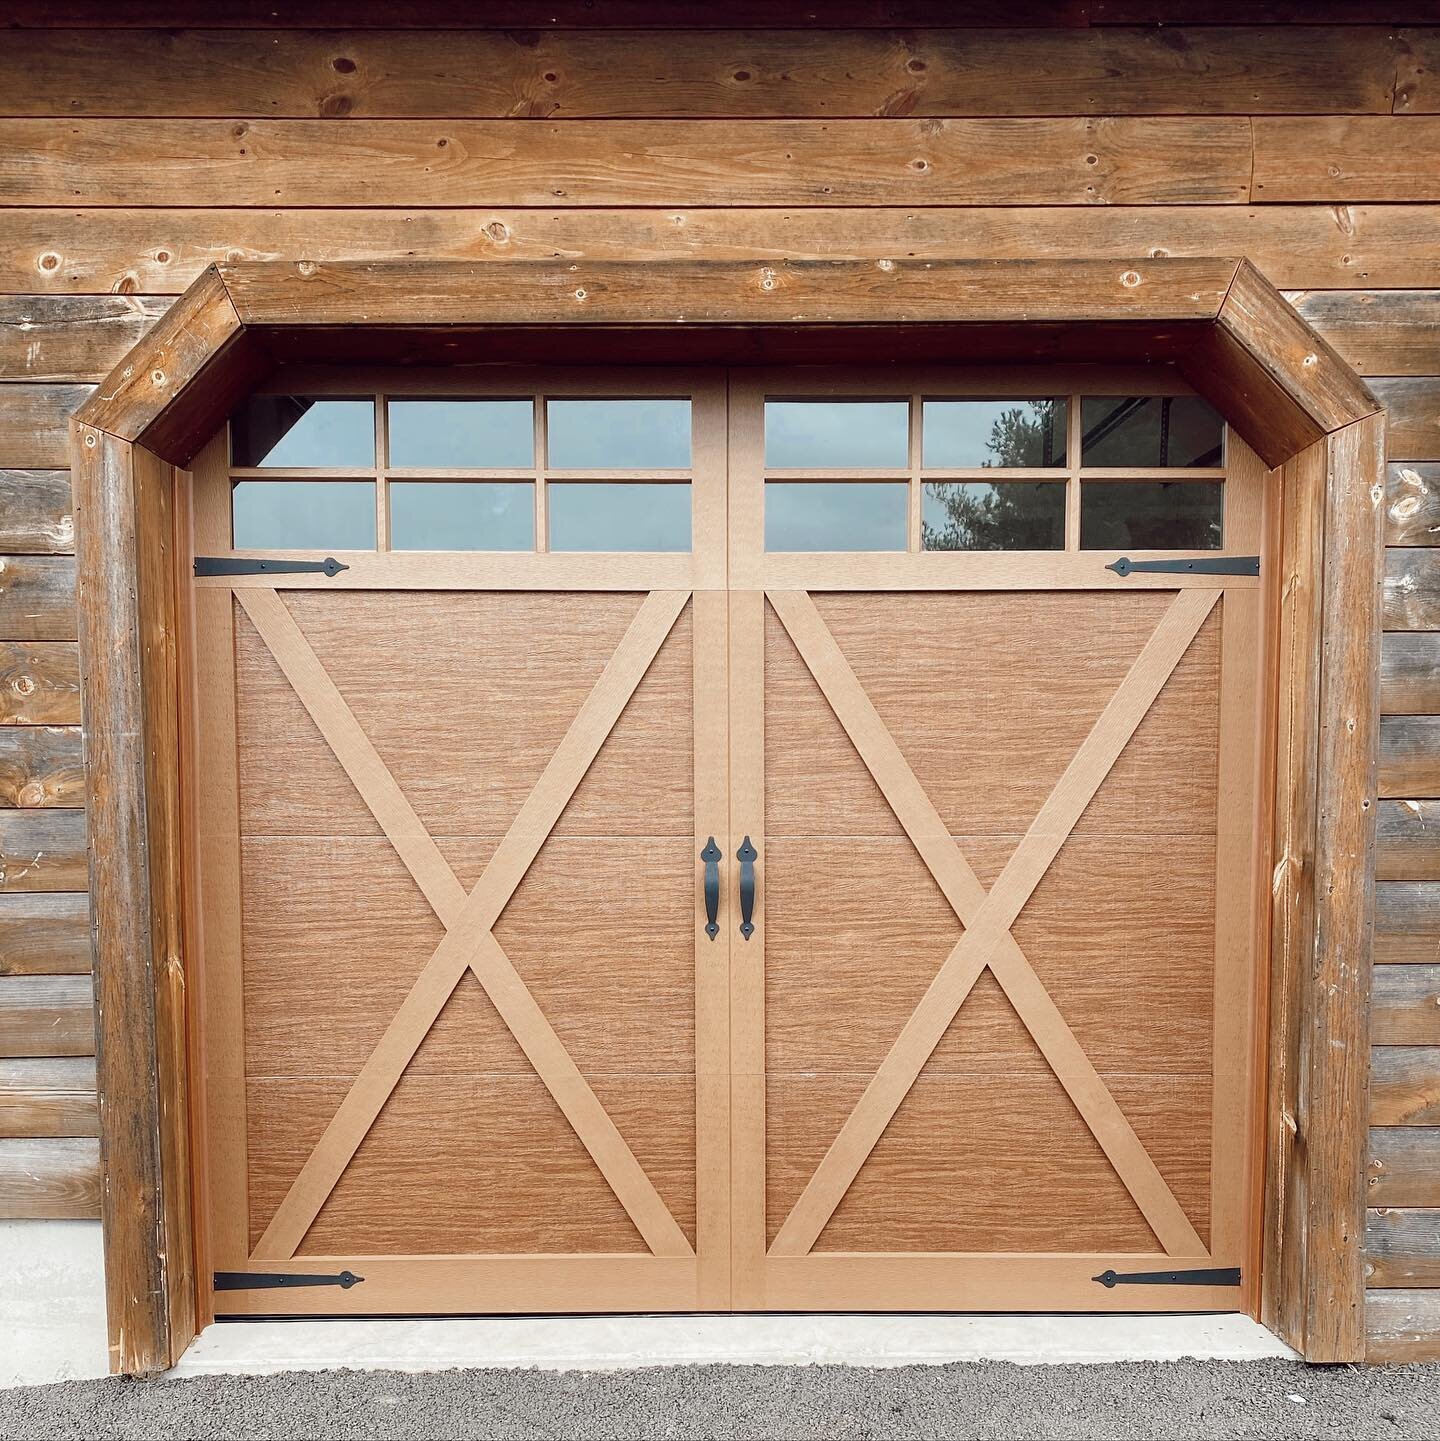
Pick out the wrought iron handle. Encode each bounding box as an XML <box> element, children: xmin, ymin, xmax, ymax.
<box><xmin>737</xmin><ymin>836</ymin><xmax>757</xmax><ymax>940</ymax></box>
<box><xmin>701</xmin><ymin>837</ymin><xmax>721</xmax><ymax>941</ymax></box>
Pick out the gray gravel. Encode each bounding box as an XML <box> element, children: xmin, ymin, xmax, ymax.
<box><xmin>1</xmin><ymin>1359</ymin><xmax>1437</xmax><ymax>1440</ymax></box>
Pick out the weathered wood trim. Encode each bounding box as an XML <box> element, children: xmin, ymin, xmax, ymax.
<box><xmin>72</xmin><ymin>420</ymin><xmax>194</xmax><ymax>1376</ymax></box>
<box><xmin>1262</xmin><ymin>415</ymin><xmax>1386</xmax><ymax>1361</ymax></box>
<box><xmin>73</xmin><ymin>254</ymin><xmax>1385</xmax><ymax>1368</ymax></box>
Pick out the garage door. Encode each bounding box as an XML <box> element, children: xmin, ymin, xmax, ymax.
<box><xmin>191</xmin><ymin>367</ymin><xmax>1264</xmax><ymax>1317</ymax></box>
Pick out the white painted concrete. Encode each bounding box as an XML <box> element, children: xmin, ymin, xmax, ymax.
<box><xmin>176</xmin><ymin>1312</ymin><xmax>1295</xmax><ymax>1376</ymax></box>
<box><xmin>0</xmin><ymin>1221</ymin><xmax>109</xmax><ymax>1388</ymax></box>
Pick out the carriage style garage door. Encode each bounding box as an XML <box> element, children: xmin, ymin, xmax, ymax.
<box><xmin>190</xmin><ymin>366</ymin><xmax>1267</xmax><ymax>1318</ymax></box>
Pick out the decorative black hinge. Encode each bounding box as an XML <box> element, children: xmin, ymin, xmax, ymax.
<box><xmin>1094</xmin><ymin>1266</ymin><xmax>1241</xmax><ymax>1288</ymax></box>
<box><xmin>194</xmin><ymin>556</ymin><xmax>349</xmax><ymax>578</ymax></box>
<box><xmin>1106</xmin><ymin>556</ymin><xmax>1259</xmax><ymax>578</ymax></box>
<box><xmin>214</xmin><ymin>1270</ymin><xmax>364</xmax><ymax>1292</ymax></box>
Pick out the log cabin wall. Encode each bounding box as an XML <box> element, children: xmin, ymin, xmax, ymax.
<box><xmin>0</xmin><ymin>2</ymin><xmax>1437</xmax><ymax>1363</ymax></box>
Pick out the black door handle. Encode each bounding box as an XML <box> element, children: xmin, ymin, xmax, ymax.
<box><xmin>737</xmin><ymin>836</ymin><xmax>757</xmax><ymax>940</ymax></box>
<box><xmin>701</xmin><ymin>837</ymin><xmax>721</xmax><ymax>940</ymax></box>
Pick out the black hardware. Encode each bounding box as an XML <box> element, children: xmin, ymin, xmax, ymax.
<box><xmin>195</xmin><ymin>556</ymin><xmax>349</xmax><ymax>578</ymax></box>
<box><xmin>1093</xmin><ymin>1266</ymin><xmax>1241</xmax><ymax>1288</ymax></box>
<box><xmin>1106</xmin><ymin>556</ymin><xmax>1259</xmax><ymax>578</ymax></box>
<box><xmin>214</xmin><ymin>1270</ymin><xmax>364</xmax><ymax>1292</ymax></box>
<box><xmin>701</xmin><ymin>837</ymin><xmax>721</xmax><ymax>940</ymax></box>
<box><xmin>737</xmin><ymin>836</ymin><xmax>757</xmax><ymax>941</ymax></box>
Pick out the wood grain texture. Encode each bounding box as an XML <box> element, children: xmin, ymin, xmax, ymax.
<box><xmin>0</xmin><ymin>295</ymin><xmax>169</xmax><ymax>383</ymax></box>
<box><xmin>0</xmin><ymin>1136</ymin><xmax>98</xmax><ymax>1218</ymax></box>
<box><xmin>1378</xmin><ymin>800</ymin><xmax>1440</xmax><ymax>879</ymax></box>
<box><xmin>13</xmin><ymin>207</ymin><xmax>1440</xmax><ymax>295</ymax></box>
<box><xmin>0</xmin><ymin>641</ymin><xmax>80</xmax><ymax>724</ymax></box>
<box><xmin>0</xmin><ymin>473</ymin><xmax>73</xmax><ymax>555</ymax></box>
<box><xmin>1376</xmin><ymin>882</ymin><xmax>1440</xmax><ymax>963</ymax></box>
<box><xmin>1381</xmin><ymin>717</ymin><xmax>1440</xmax><ymax>797</ymax></box>
<box><xmin>0</xmin><ymin>892</ymin><xmax>89</xmax><ymax>976</ymax></box>
<box><xmin>1372</xmin><ymin>965</ymin><xmax>1440</xmax><ymax>1044</ymax></box>
<box><xmin>0</xmin><ymin>557</ymin><xmax>75</xmax><ymax>642</ymax></box>
<box><xmin>0</xmin><ymin>386</ymin><xmax>92</xmax><ymax>470</ymax></box>
<box><xmin>1255</xmin><ymin>118</ymin><xmax>1440</xmax><ymax>202</ymax></box>
<box><xmin>1384</xmin><ymin>549</ymin><xmax>1440</xmax><ymax>631</ymax></box>
<box><xmin>73</xmin><ymin>429</ymin><xmax>194</xmax><ymax>1373</ymax></box>
<box><xmin>1369</xmin><ymin>1289</ymin><xmax>1440</xmax><ymax>1362</ymax></box>
<box><xmin>1386</xmin><ymin>465</ymin><xmax>1440</xmax><ymax>545</ymax></box>
<box><xmin>0</xmin><ymin>1056</ymin><xmax>96</xmax><ymax>1136</ymax></box>
<box><xmin>1372</xmin><ymin>1046</ymin><xmax>1440</xmax><ymax>1125</ymax></box>
<box><xmin>1287</xmin><ymin>292</ymin><xmax>1440</xmax><ymax>377</ymax></box>
<box><xmin>1368</xmin><ymin>1127</ymin><xmax>1440</xmax><ymax>1205</ymax></box>
<box><xmin>0</xmin><ymin>726</ymin><xmax>83</xmax><ymax>807</ymax></box>
<box><xmin>0</xmin><ymin>118</ymin><xmax>1254</xmax><ymax>208</ymax></box>
<box><xmin>1365</xmin><ymin>1207</ymin><xmax>1440</xmax><ymax>1286</ymax></box>
<box><xmin>0</xmin><ymin>975</ymin><xmax>94</xmax><ymax>1057</ymax></box>
<box><xmin>1374</xmin><ymin>378</ymin><xmax>1440</xmax><ymax>461</ymax></box>
<box><xmin>220</xmin><ymin>257</ymin><xmax>1238</xmax><ymax>327</ymax></box>
<box><xmin>0</xmin><ymin>27</ymin><xmax>1402</xmax><ymax>118</ymax></box>
<box><xmin>0</xmin><ymin>809</ymin><xmax>86</xmax><ymax>891</ymax></box>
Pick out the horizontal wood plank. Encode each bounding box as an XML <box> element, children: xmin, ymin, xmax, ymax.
<box><xmin>1372</xmin><ymin>966</ymin><xmax>1440</xmax><ymax>1043</ymax></box>
<box><xmin>0</xmin><ymin>296</ymin><xmax>169</xmax><ymax>384</ymax></box>
<box><xmin>1376</xmin><ymin>882</ymin><xmax>1440</xmax><ymax>963</ymax></box>
<box><xmin>1255</xmin><ymin>118</ymin><xmax>1440</xmax><ymax>203</ymax></box>
<box><xmin>0</xmin><ymin>557</ymin><xmax>76</xmax><ymax>643</ymax></box>
<box><xmin>1369</xmin><ymin>1127</ymin><xmax>1440</xmax><ymax>1205</ymax></box>
<box><xmin>0</xmin><ymin>385</ymin><xmax>92</xmax><ymax>470</ymax></box>
<box><xmin>0</xmin><ymin>118</ymin><xmax>1254</xmax><ymax>207</ymax></box>
<box><xmin>0</xmin><ymin>810</ymin><xmax>87</xmax><ymax>892</ymax></box>
<box><xmin>0</xmin><ymin>1057</ymin><xmax>96</xmax><ymax>1137</ymax></box>
<box><xmin>0</xmin><ymin>975</ymin><xmax>94</xmax><ymax>1057</ymax></box>
<box><xmin>1387</xmin><ymin>465</ymin><xmax>1440</xmax><ymax>546</ymax></box>
<box><xmin>0</xmin><ymin>1136</ymin><xmax>98</xmax><ymax>1219</ymax></box>
<box><xmin>1374</xmin><ymin>378</ymin><xmax>1440</xmax><ymax>461</ymax></box>
<box><xmin>1371</xmin><ymin>1046</ymin><xmax>1440</xmax><ymax>1125</ymax></box>
<box><xmin>1381</xmin><ymin>717</ymin><xmax>1440</xmax><ymax>798</ymax></box>
<box><xmin>0</xmin><ymin>893</ymin><xmax>89</xmax><ymax>976</ymax></box>
<box><xmin>1366</xmin><ymin>1208</ymin><xmax>1440</xmax><ymax>1287</ymax></box>
<box><xmin>1368</xmin><ymin>1288</ymin><xmax>1440</xmax><ymax>1361</ymax></box>
<box><xmin>0</xmin><ymin>727</ymin><xmax>83</xmax><ymax>808</ymax></box>
<box><xmin>1377</xmin><ymin>800</ymin><xmax>1440</xmax><ymax>880</ymax></box>
<box><xmin>1384</xmin><ymin>549</ymin><xmax>1440</xmax><ymax>632</ymax></box>
<box><xmin>0</xmin><ymin>472</ymin><xmax>73</xmax><ymax>556</ymax></box>
<box><xmin>10</xmin><ymin>207</ymin><xmax>1440</xmax><ymax>295</ymax></box>
<box><xmin>0</xmin><ymin>27</ymin><xmax>1401</xmax><ymax>119</ymax></box>
<box><xmin>0</xmin><ymin>640</ymin><xmax>80</xmax><ymax>724</ymax></box>
<box><xmin>1286</xmin><ymin>291</ymin><xmax>1440</xmax><ymax>377</ymax></box>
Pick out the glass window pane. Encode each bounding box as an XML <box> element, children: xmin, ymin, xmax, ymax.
<box><xmin>231</xmin><ymin>397</ymin><xmax>374</xmax><ymax>469</ymax></box>
<box><xmin>1081</xmin><ymin>395</ymin><xmax>1224</xmax><ymax>468</ymax></box>
<box><xmin>546</xmin><ymin>400</ymin><xmax>691</xmax><ymax>469</ymax></box>
<box><xmin>765</xmin><ymin>481</ymin><xmax>908</xmax><ymax>552</ymax></box>
<box><xmin>765</xmin><ymin>401</ymin><xmax>909</xmax><ymax>469</ymax></box>
<box><xmin>548</xmin><ymin>483</ymin><xmax>690</xmax><ymax>551</ymax></box>
<box><xmin>231</xmin><ymin>480</ymin><xmax>376</xmax><ymax>550</ymax></box>
<box><xmin>390</xmin><ymin>481</ymin><xmax>533</xmax><ymax>551</ymax></box>
<box><xmin>388</xmin><ymin>399</ymin><xmax>533</xmax><ymax>469</ymax></box>
<box><xmin>1080</xmin><ymin>481</ymin><xmax>1223</xmax><ymax>550</ymax></box>
<box><xmin>922</xmin><ymin>481</ymin><xmax>1066</xmax><ymax>551</ymax></box>
<box><xmin>923</xmin><ymin>399</ymin><xmax>1067</xmax><ymax>468</ymax></box>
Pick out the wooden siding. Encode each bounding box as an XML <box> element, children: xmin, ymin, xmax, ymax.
<box><xmin>0</xmin><ymin>13</ymin><xmax>1437</xmax><ymax>1359</ymax></box>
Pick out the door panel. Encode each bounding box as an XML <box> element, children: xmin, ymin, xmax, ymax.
<box><xmin>726</xmin><ymin>370</ymin><xmax>1266</xmax><ymax>1313</ymax></box>
<box><xmin>192</xmin><ymin>370</ymin><xmax>729</xmax><ymax>1316</ymax></box>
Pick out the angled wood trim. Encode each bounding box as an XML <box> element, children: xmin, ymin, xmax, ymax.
<box><xmin>71</xmin><ymin>254</ymin><xmax>1385</xmax><ymax>1370</ymax></box>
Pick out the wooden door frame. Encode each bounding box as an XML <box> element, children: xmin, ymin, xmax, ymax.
<box><xmin>70</xmin><ymin>256</ymin><xmax>1383</xmax><ymax>1372</ymax></box>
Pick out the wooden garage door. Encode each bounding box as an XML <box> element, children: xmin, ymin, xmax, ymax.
<box><xmin>192</xmin><ymin>371</ymin><xmax>731</xmax><ymax>1315</ymax></box>
<box><xmin>190</xmin><ymin>365</ymin><xmax>1265</xmax><ymax>1318</ymax></box>
<box><xmin>726</xmin><ymin>371</ymin><xmax>1266</xmax><ymax>1313</ymax></box>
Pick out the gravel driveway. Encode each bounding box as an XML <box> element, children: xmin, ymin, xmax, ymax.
<box><xmin>1</xmin><ymin>1358</ymin><xmax>1437</xmax><ymax>1440</ymax></box>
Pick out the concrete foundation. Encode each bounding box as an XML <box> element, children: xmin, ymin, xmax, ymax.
<box><xmin>0</xmin><ymin>1221</ymin><xmax>108</xmax><ymax>1388</ymax></box>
